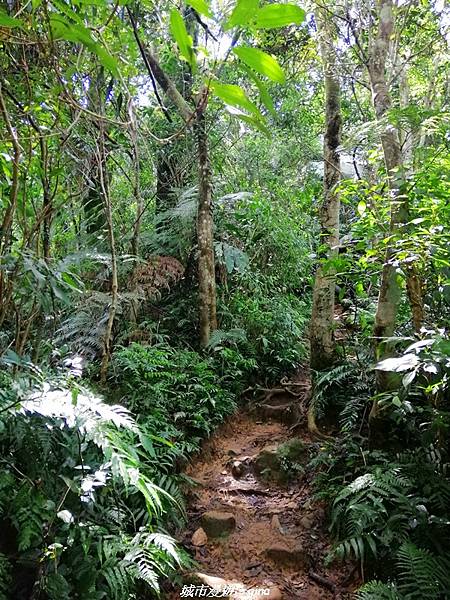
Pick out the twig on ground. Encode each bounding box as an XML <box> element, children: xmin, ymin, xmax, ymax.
<box><xmin>308</xmin><ymin>570</ymin><xmax>337</xmax><ymax>593</ymax></box>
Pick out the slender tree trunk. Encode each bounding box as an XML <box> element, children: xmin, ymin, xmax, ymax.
<box><xmin>98</xmin><ymin>124</ymin><xmax>118</xmax><ymax>384</ymax></box>
<box><xmin>129</xmin><ymin>101</ymin><xmax>142</xmax><ymax>257</ymax></box>
<box><xmin>368</xmin><ymin>0</ymin><xmax>407</xmax><ymax>388</ymax></box>
<box><xmin>0</xmin><ymin>83</ymin><xmax>20</xmax><ymax>323</ymax></box>
<box><xmin>0</xmin><ymin>82</ymin><xmax>20</xmax><ymax>256</ymax></box>
<box><xmin>40</xmin><ymin>136</ymin><xmax>51</xmax><ymax>260</ymax></box>
<box><xmin>155</xmin><ymin>8</ymin><xmax>196</xmax><ymax>215</ymax></box>
<box><xmin>366</xmin><ymin>1</ymin><xmax>419</xmax><ymax>443</ymax></box>
<box><xmin>84</xmin><ymin>68</ymin><xmax>108</xmax><ymax>236</ymax></box>
<box><xmin>127</xmin><ymin>9</ymin><xmax>217</xmax><ymax>347</ymax></box>
<box><xmin>310</xmin><ymin>9</ymin><xmax>342</xmax><ymax>371</ymax></box>
<box><xmin>196</xmin><ymin>105</ymin><xmax>217</xmax><ymax>347</ymax></box>
<box><xmin>397</xmin><ymin>66</ymin><xmax>424</xmax><ymax>332</ymax></box>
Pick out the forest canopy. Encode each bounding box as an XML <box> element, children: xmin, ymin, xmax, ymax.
<box><xmin>0</xmin><ymin>0</ymin><xmax>449</xmax><ymax>598</ymax></box>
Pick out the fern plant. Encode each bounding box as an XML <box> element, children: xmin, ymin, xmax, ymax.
<box><xmin>356</xmin><ymin>580</ymin><xmax>402</xmax><ymax>600</ymax></box>
<box><xmin>357</xmin><ymin>543</ymin><xmax>450</xmax><ymax>600</ymax></box>
<box><xmin>395</xmin><ymin>542</ymin><xmax>450</xmax><ymax>599</ymax></box>
<box><xmin>330</xmin><ymin>469</ymin><xmax>415</xmax><ymax>563</ymax></box>
<box><xmin>0</xmin><ymin>367</ymin><xmax>187</xmax><ymax>598</ymax></box>
<box><xmin>312</xmin><ymin>360</ymin><xmax>372</xmax><ymax>430</ymax></box>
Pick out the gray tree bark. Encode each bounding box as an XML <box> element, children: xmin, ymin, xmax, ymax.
<box><xmin>368</xmin><ymin>0</ymin><xmax>407</xmax><ymax>383</ymax></box>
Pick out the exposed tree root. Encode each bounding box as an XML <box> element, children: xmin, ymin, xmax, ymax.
<box><xmin>245</xmin><ymin>379</ymin><xmax>308</xmax><ymax>403</ymax></box>
<box><xmin>307</xmin><ymin>400</ymin><xmax>333</xmax><ymax>441</ymax></box>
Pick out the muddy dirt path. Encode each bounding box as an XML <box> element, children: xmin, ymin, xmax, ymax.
<box><xmin>170</xmin><ymin>406</ymin><xmax>351</xmax><ymax>600</ymax></box>
<box><xmin>168</xmin><ymin>402</ymin><xmax>356</xmax><ymax>600</ymax></box>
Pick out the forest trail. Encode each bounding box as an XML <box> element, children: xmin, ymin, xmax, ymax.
<box><xmin>169</xmin><ymin>383</ymin><xmax>356</xmax><ymax>600</ymax></box>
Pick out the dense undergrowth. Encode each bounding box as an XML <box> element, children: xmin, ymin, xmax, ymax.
<box><xmin>310</xmin><ymin>325</ymin><xmax>450</xmax><ymax>596</ymax></box>
<box><xmin>0</xmin><ymin>295</ymin><xmax>309</xmax><ymax>597</ymax></box>
<box><xmin>1</xmin><ymin>1</ymin><xmax>449</xmax><ymax>598</ymax></box>
<box><xmin>0</xmin><ymin>172</ymin><xmax>311</xmax><ymax>597</ymax></box>
<box><xmin>306</xmin><ymin>242</ymin><xmax>450</xmax><ymax>598</ymax></box>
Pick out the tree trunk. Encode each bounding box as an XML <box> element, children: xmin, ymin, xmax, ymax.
<box><xmin>0</xmin><ymin>83</ymin><xmax>20</xmax><ymax>324</ymax></box>
<box><xmin>196</xmin><ymin>106</ymin><xmax>217</xmax><ymax>347</ymax></box>
<box><xmin>397</xmin><ymin>66</ymin><xmax>424</xmax><ymax>332</ymax></box>
<box><xmin>366</xmin><ymin>1</ymin><xmax>414</xmax><ymax>443</ymax></box>
<box><xmin>155</xmin><ymin>8</ymin><xmax>196</xmax><ymax>215</ymax></box>
<box><xmin>97</xmin><ymin>124</ymin><xmax>118</xmax><ymax>384</ymax></box>
<box><xmin>84</xmin><ymin>68</ymin><xmax>108</xmax><ymax>236</ymax></box>
<box><xmin>129</xmin><ymin>100</ymin><xmax>142</xmax><ymax>257</ymax></box>
<box><xmin>40</xmin><ymin>136</ymin><xmax>51</xmax><ymax>260</ymax></box>
<box><xmin>0</xmin><ymin>82</ymin><xmax>20</xmax><ymax>257</ymax></box>
<box><xmin>310</xmin><ymin>9</ymin><xmax>342</xmax><ymax>371</ymax></box>
<box><xmin>368</xmin><ymin>1</ymin><xmax>408</xmax><ymax>380</ymax></box>
<box><xmin>127</xmin><ymin>9</ymin><xmax>217</xmax><ymax>347</ymax></box>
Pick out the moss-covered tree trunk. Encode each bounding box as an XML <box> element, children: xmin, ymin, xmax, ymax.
<box><xmin>310</xmin><ymin>9</ymin><xmax>342</xmax><ymax>371</ymax></box>
<box><xmin>196</xmin><ymin>104</ymin><xmax>217</xmax><ymax>347</ymax></box>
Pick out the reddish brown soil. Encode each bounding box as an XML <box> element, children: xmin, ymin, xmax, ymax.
<box><xmin>167</xmin><ymin>406</ymin><xmax>357</xmax><ymax>599</ymax></box>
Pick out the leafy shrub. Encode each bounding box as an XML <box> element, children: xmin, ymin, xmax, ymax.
<box><xmin>375</xmin><ymin>333</ymin><xmax>450</xmax><ymax>445</ymax></box>
<box><xmin>111</xmin><ymin>342</ymin><xmax>237</xmax><ymax>448</ymax></box>
<box><xmin>312</xmin><ymin>332</ymin><xmax>450</xmax><ymax>596</ymax></box>
<box><xmin>209</xmin><ymin>345</ymin><xmax>258</xmax><ymax>395</ymax></box>
<box><xmin>220</xmin><ymin>287</ymin><xmax>308</xmax><ymax>381</ymax></box>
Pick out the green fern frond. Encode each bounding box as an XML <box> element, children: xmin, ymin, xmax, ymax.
<box><xmin>103</xmin><ymin>563</ymin><xmax>132</xmax><ymax>600</ymax></box>
<box><xmin>147</xmin><ymin>532</ymin><xmax>181</xmax><ymax>566</ymax></box>
<box><xmin>396</xmin><ymin>542</ymin><xmax>450</xmax><ymax>599</ymax></box>
<box><xmin>123</xmin><ymin>547</ymin><xmax>160</xmax><ymax>591</ymax></box>
<box><xmin>356</xmin><ymin>580</ymin><xmax>402</xmax><ymax>600</ymax></box>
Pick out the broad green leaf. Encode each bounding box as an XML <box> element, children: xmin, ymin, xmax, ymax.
<box><xmin>186</xmin><ymin>0</ymin><xmax>212</xmax><ymax>17</ymax></box>
<box><xmin>0</xmin><ymin>9</ymin><xmax>22</xmax><ymax>27</ymax></box>
<box><xmin>376</xmin><ymin>354</ymin><xmax>419</xmax><ymax>372</ymax></box>
<box><xmin>240</xmin><ymin>65</ymin><xmax>276</xmax><ymax>116</ymax></box>
<box><xmin>210</xmin><ymin>81</ymin><xmax>260</xmax><ymax>116</ymax></box>
<box><xmin>225</xmin><ymin>106</ymin><xmax>270</xmax><ymax>136</ymax></box>
<box><xmin>392</xmin><ymin>396</ymin><xmax>402</xmax><ymax>408</ymax></box>
<box><xmin>254</xmin><ymin>78</ymin><xmax>275</xmax><ymax>115</ymax></box>
<box><xmin>50</xmin><ymin>0</ymin><xmax>84</xmax><ymax>25</ymax></box>
<box><xmin>50</xmin><ymin>281</ymin><xmax>70</xmax><ymax>303</ymax></box>
<box><xmin>224</xmin><ymin>0</ymin><xmax>259</xmax><ymax>30</ymax></box>
<box><xmin>254</xmin><ymin>4</ymin><xmax>305</xmax><ymax>29</ymax></box>
<box><xmin>402</xmin><ymin>370</ymin><xmax>416</xmax><ymax>387</ymax></box>
<box><xmin>78</xmin><ymin>0</ymin><xmax>108</xmax><ymax>5</ymax></box>
<box><xmin>233</xmin><ymin>46</ymin><xmax>285</xmax><ymax>83</ymax></box>
<box><xmin>50</xmin><ymin>16</ymin><xmax>119</xmax><ymax>76</ymax></box>
<box><xmin>61</xmin><ymin>271</ymin><xmax>82</xmax><ymax>291</ymax></box>
<box><xmin>170</xmin><ymin>9</ymin><xmax>196</xmax><ymax>71</ymax></box>
<box><xmin>92</xmin><ymin>43</ymin><xmax>119</xmax><ymax>76</ymax></box>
